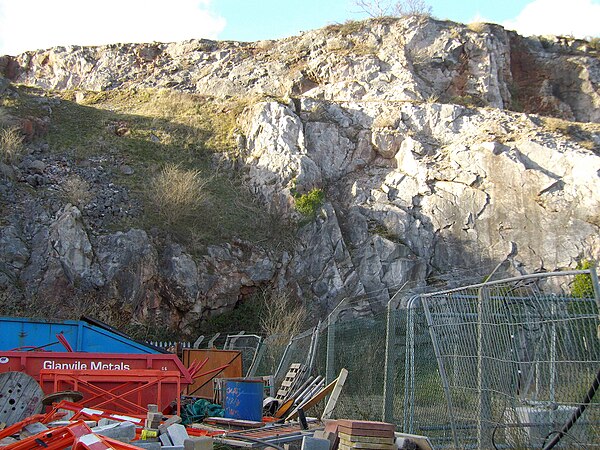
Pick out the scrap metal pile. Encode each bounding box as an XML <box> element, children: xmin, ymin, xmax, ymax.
<box><xmin>0</xmin><ymin>316</ymin><xmax>431</xmax><ymax>449</ymax></box>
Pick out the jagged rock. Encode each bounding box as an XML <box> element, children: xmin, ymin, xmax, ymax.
<box><xmin>242</xmin><ymin>101</ymin><xmax>321</xmax><ymax>215</ymax></box>
<box><xmin>0</xmin><ymin>76</ymin><xmax>9</xmax><ymax>95</ymax></box>
<box><xmin>239</xmin><ymin>98</ymin><xmax>599</xmax><ymax>307</ymax></box>
<box><xmin>43</xmin><ymin>205</ymin><xmax>98</xmax><ymax>287</ymax></box>
<box><xmin>0</xmin><ymin>226</ymin><xmax>29</xmax><ymax>287</ymax></box>
<box><xmin>197</xmin><ymin>240</ymin><xmax>276</xmax><ymax>318</ymax></box>
<box><xmin>0</xmin><ymin>16</ymin><xmax>599</xmax><ymax>328</ymax></box>
<box><xmin>0</xmin><ymin>162</ymin><xmax>16</xmax><ymax>180</ymax></box>
<box><xmin>6</xmin><ymin>17</ymin><xmax>599</xmax><ymax>123</ymax></box>
<box><xmin>24</xmin><ymin>160</ymin><xmax>46</xmax><ymax>174</ymax></box>
<box><xmin>160</xmin><ymin>243</ymin><xmax>200</xmax><ymax>312</ymax></box>
<box><xmin>286</xmin><ymin>203</ymin><xmax>365</xmax><ymax>310</ymax></box>
<box><xmin>96</xmin><ymin>229</ymin><xmax>157</xmax><ymax>309</ymax></box>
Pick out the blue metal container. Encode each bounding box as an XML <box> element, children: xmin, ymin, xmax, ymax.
<box><xmin>0</xmin><ymin>316</ymin><xmax>162</xmax><ymax>354</ymax></box>
<box><xmin>223</xmin><ymin>379</ymin><xmax>263</xmax><ymax>421</ymax></box>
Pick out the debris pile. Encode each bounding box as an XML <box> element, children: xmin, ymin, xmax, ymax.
<box><xmin>0</xmin><ymin>315</ymin><xmax>434</xmax><ymax>449</ymax></box>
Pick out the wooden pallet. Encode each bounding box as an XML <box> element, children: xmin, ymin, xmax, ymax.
<box><xmin>275</xmin><ymin>363</ymin><xmax>304</xmax><ymax>401</ymax></box>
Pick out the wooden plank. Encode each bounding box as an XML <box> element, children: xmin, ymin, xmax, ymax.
<box><xmin>0</xmin><ymin>372</ymin><xmax>44</xmax><ymax>426</ymax></box>
<box><xmin>183</xmin><ymin>349</ymin><xmax>242</xmax><ymax>398</ymax></box>
<box><xmin>339</xmin><ymin>432</ymin><xmax>396</xmax><ymax>443</ymax></box>
<box><xmin>204</xmin><ymin>416</ymin><xmax>263</xmax><ymax>428</ymax></box>
<box><xmin>321</xmin><ymin>368</ymin><xmax>348</xmax><ymax>420</ymax></box>
<box><xmin>338</xmin><ymin>427</ymin><xmax>395</xmax><ymax>438</ymax></box>
<box><xmin>337</xmin><ymin>419</ymin><xmax>395</xmax><ymax>433</ymax></box>
<box><xmin>273</xmin><ymin>397</ymin><xmax>294</xmax><ymax>419</ymax></box>
<box><xmin>275</xmin><ymin>364</ymin><xmax>304</xmax><ymax>401</ymax></box>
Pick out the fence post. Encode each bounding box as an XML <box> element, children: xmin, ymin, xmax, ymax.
<box><xmin>590</xmin><ymin>265</ymin><xmax>600</xmax><ymax>341</ymax></box>
<box><xmin>477</xmin><ymin>286</ymin><xmax>492</xmax><ymax>450</ymax></box>
<box><xmin>422</xmin><ymin>295</ymin><xmax>459</xmax><ymax>449</ymax></box>
<box><xmin>403</xmin><ymin>296</ymin><xmax>418</xmax><ymax>433</ymax></box>
<box><xmin>382</xmin><ymin>293</ymin><xmax>400</xmax><ymax>423</ymax></box>
<box><xmin>326</xmin><ymin>313</ymin><xmax>337</xmax><ymax>385</ymax></box>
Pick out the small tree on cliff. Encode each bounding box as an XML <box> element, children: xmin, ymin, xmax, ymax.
<box><xmin>354</xmin><ymin>0</ymin><xmax>432</xmax><ymax>18</ymax></box>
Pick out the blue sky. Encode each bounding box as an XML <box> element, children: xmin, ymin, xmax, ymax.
<box><xmin>0</xmin><ymin>0</ymin><xmax>598</xmax><ymax>55</ymax></box>
<box><xmin>214</xmin><ymin>0</ymin><xmax>535</xmax><ymax>42</ymax></box>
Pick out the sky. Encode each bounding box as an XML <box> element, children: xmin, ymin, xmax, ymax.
<box><xmin>0</xmin><ymin>0</ymin><xmax>598</xmax><ymax>56</ymax></box>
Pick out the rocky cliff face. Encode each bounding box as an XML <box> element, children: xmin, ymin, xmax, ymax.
<box><xmin>5</xmin><ymin>17</ymin><xmax>600</xmax><ymax>122</ymax></box>
<box><xmin>239</xmin><ymin>98</ymin><xmax>599</xmax><ymax>309</ymax></box>
<box><xmin>0</xmin><ymin>16</ymin><xmax>599</xmax><ymax>334</ymax></box>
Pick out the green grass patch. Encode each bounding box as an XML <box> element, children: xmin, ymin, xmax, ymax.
<box><xmin>293</xmin><ymin>188</ymin><xmax>324</xmax><ymax>218</ymax></box>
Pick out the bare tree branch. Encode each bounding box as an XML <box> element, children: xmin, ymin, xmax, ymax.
<box><xmin>354</xmin><ymin>0</ymin><xmax>432</xmax><ymax>18</ymax></box>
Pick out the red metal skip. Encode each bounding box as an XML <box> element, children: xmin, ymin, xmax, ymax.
<box><xmin>0</xmin><ymin>351</ymin><xmax>193</xmax><ymax>413</ymax></box>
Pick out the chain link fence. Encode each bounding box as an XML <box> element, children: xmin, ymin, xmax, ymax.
<box><xmin>247</xmin><ymin>268</ymin><xmax>600</xmax><ymax>449</ymax></box>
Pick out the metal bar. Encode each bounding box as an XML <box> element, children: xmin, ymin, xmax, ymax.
<box><xmin>403</xmin><ymin>297</ymin><xmax>417</xmax><ymax>433</ymax></box>
<box><xmin>382</xmin><ymin>292</ymin><xmax>399</xmax><ymax>423</ymax></box>
<box><xmin>590</xmin><ymin>265</ymin><xmax>600</xmax><ymax>341</ymax></box>
<box><xmin>245</xmin><ymin>336</ymin><xmax>262</xmax><ymax>377</ymax></box>
<box><xmin>247</xmin><ymin>337</ymin><xmax>265</xmax><ymax>377</ymax></box>
<box><xmin>306</xmin><ymin>322</ymin><xmax>321</xmax><ymax>374</ymax></box>
<box><xmin>420</xmin><ymin>270</ymin><xmax>589</xmax><ymax>298</ymax></box>
<box><xmin>421</xmin><ymin>294</ymin><xmax>459</xmax><ymax>449</ymax></box>
<box><xmin>326</xmin><ymin>313</ymin><xmax>336</xmax><ymax>385</ymax></box>
<box><xmin>477</xmin><ymin>286</ymin><xmax>492</xmax><ymax>449</ymax></box>
<box><xmin>273</xmin><ymin>337</ymin><xmax>294</xmax><ymax>382</ymax></box>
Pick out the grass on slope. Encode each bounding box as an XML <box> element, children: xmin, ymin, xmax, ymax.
<box><xmin>3</xmin><ymin>86</ymin><xmax>293</xmax><ymax>250</ymax></box>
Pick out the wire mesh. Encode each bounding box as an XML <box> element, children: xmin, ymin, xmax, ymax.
<box><xmin>324</xmin><ymin>308</ymin><xmax>388</xmax><ymax>421</ymax></box>
<box><xmin>416</xmin><ymin>270</ymin><xmax>600</xmax><ymax>449</ymax></box>
<box><xmin>246</xmin><ymin>268</ymin><xmax>598</xmax><ymax>450</ymax></box>
<box><xmin>270</xmin><ymin>326</ymin><xmax>318</xmax><ymax>387</ymax></box>
<box><xmin>394</xmin><ymin>301</ymin><xmax>456</xmax><ymax>446</ymax></box>
<box><xmin>223</xmin><ymin>334</ymin><xmax>262</xmax><ymax>375</ymax></box>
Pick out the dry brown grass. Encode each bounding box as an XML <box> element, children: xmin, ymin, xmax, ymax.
<box><xmin>148</xmin><ymin>164</ymin><xmax>211</xmax><ymax>225</ymax></box>
<box><xmin>62</xmin><ymin>175</ymin><xmax>93</xmax><ymax>208</ymax></box>
<box><xmin>0</xmin><ymin>126</ymin><xmax>24</xmax><ymax>164</ymax></box>
<box><xmin>261</xmin><ymin>292</ymin><xmax>307</xmax><ymax>369</ymax></box>
<box><xmin>467</xmin><ymin>22</ymin><xmax>488</xmax><ymax>33</ymax></box>
<box><xmin>542</xmin><ymin>117</ymin><xmax>600</xmax><ymax>152</ymax></box>
<box><xmin>372</xmin><ymin>112</ymin><xmax>399</xmax><ymax>129</ymax></box>
<box><xmin>261</xmin><ymin>292</ymin><xmax>306</xmax><ymax>341</ymax></box>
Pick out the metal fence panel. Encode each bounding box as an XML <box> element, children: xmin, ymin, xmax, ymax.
<box><xmin>251</xmin><ymin>269</ymin><xmax>599</xmax><ymax>450</ymax></box>
<box><xmin>419</xmin><ymin>271</ymin><xmax>600</xmax><ymax>449</ymax></box>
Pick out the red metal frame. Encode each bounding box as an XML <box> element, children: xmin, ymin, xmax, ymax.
<box><xmin>42</xmin><ymin>400</ymin><xmax>145</xmax><ymax>424</ymax></box>
<box><xmin>39</xmin><ymin>369</ymin><xmax>182</xmax><ymax>416</ymax></box>
<box><xmin>3</xmin><ymin>420</ymin><xmax>144</xmax><ymax>450</ymax></box>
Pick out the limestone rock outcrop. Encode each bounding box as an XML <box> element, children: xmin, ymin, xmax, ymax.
<box><xmin>4</xmin><ymin>17</ymin><xmax>599</xmax><ymax>123</ymax></box>
<box><xmin>0</xmin><ymin>16</ymin><xmax>599</xmax><ymax>331</ymax></box>
<box><xmin>239</xmin><ymin>99</ymin><xmax>599</xmax><ymax>307</ymax></box>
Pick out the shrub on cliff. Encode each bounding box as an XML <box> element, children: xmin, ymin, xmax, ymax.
<box><xmin>572</xmin><ymin>260</ymin><xmax>595</xmax><ymax>298</ymax></box>
<box><xmin>0</xmin><ymin>126</ymin><xmax>24</xmax><ymax>164</ymax></box>
<box><xmin>354</xmin><ymin>0</ymin><xmax>432</xmax><ymax>18</ymax></box>
<box><xmin>149</xmin><ymin>164</ymin><xmax>210</xmax><ymax>225</ymax></box>
<box><xmin>294</xmin><ymin>188</ymin><xmax>324</xmax><ymax>218</ymax></box>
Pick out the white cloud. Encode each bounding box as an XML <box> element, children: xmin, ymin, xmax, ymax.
<box><xmin>0</xmin><ymin>0</ymin><xmax>226</xmax><ymax>56</ymax></box>
<box><xmin>503</xmin><ymin>0</ymin><xmax>600</xmax><ymax>38</ymax></box>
